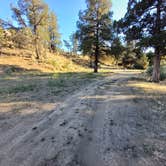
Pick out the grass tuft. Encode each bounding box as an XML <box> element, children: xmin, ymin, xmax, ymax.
<box><xmin>0</xmin><ymin>84</ymin><xmax>37</xmax><ymax>94</ymax></box>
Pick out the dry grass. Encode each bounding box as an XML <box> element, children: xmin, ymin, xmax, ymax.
<box><xmin>46</xmin><ymin>52</ymin><xmax>90</xmax><ymax>72</ymax></box>
<box><xmin>0</xmin><ymin>55</ymin><xmax>54</xmax><ymax>73</ymax></box>
<box><xmin>100</xmin><ymin>54</ymin><xmax>116</xmax><ymax>66</ymax></box>
<box><xmin>0</xmin><ymin>49</ymin><xmax>91</xmax><ymax>73</ymax></box>
<box><xmin>127</xmin><ymin>78</ymin><xmax>166</xmax><ymax>117</ymax></box>
<box><xmin>128</xmin><ymin>81</ymin><xmax>166</xmax><ymax>94</ymax></box>
<box><xmin>0</xmin><ymin>50</ymin><xmax>106</xmax><ymax>117</ymax></box>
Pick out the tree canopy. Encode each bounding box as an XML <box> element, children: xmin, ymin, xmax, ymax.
<box><xmin>119</xmin><ymin>0</ymin><xmax>166</xmax><ymax>82</ymax></box>
<box><xmin>76</xmin><ymin>0</ymin><xmax>112</xmax><ymax>72</ymax></box>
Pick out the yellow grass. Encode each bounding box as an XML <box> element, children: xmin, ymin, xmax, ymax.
<box><xmin>128</xmin><ymin>81</ymin><xmax>166</xmax><ymax>94</ymax></box>
<box><xmin>0</xmin><ymin>48</ymin><xmax>91</xmax><ymax>73</ymax></box>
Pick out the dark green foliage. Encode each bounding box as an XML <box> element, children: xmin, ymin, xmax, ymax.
<box><xmin>76</xmin><ymin>0</ymin><xmax>112</xmax><ymax>72</ymax></box>
<box><xmin>63</xmin><ymin>40</ymin><xmax>71</xmax><ymax>53</ymax></box>
<box><xmin>70</xmin><ymin>32</ymin><xmax>78</xmax><ymax>54</ymax></box>
<box><xmin>4</xmin><ymin>66</ymin><xmax>26</xmax><ymax>75</ymax></box>
<box><xmin>119</xmin><ymin>0</ymin><xmax>166</xmax><ymax>82</ymax></box>
<box><xmin>48</xmin><ymin>11</ymin><xmax>61</xmax><ymax>52</ymax></box>
<box><xmin>118</xmin><ymin>41</ymin><xmax>149</xmax><ymax>69</ymax></box>
<box><xmin>110</xmin><ymin>37</ymin><xmax>124</xmax><ymax>63</ymax></box>
<box><xmin>122</xmin><ymin>48</ymin><xmax>136</xmax><ymax>69</ymax></box>
<box><xmin>146</xmin><ymin>52</ymin><xmax>155</xmax><ymax>66</ymax></box>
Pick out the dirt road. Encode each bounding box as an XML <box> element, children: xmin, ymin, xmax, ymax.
<box><xmin>0</xmin><ymin>71</ymin><xmax>166</xmax><ymax>166</ymax></box>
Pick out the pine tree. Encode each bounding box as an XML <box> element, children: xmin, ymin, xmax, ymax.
<box><xmin>27</xmin><ymin>0</ymin><xmax>49</xmax><ymax>59</ymax></box>
<box><xmin>11</xmin><ymin>0</ymin><xmax>50</xmax><ymax>59</ymax></box>
<box><xmin>110</xmin><ymin>38</ymin><xmax>124</xmax><ymax>64</ymax></box>
<box><xmin>77</xmin><ymin>0</ymin><xmax>112</xmax><ymax>72</ymax></box>
<box><xmin>63</xmin><ymin>40</ymin><xmax>71</xmax><ymax>53</ymax></box>
<box><xmin>121</xmin><ymin>42</ymin><xmax>137</xmax><ymax>69</ymax></box>
<box><xmin>48</xmin><ymin>11</ymin><xmax>61</xmax><ymax>52</ymax></box>
<box><xmin>70</xmin><ymin>32</ymin><xmax>78</xmax><ymax>55</ymax></box>
<box><xmin>120</xmin><ymin>0</ymin><xmax>166</xmax><ymax>82</ymax></box>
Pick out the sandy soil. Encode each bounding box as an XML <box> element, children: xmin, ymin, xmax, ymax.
<box><xmin>0</xmin><ymin>71</ymin><xmax>166</xmax><ymax>166</ymax></box>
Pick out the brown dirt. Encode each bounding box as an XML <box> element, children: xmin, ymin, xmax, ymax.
<box><xmin>0</xmin><ymin>71</ymin><xmax>166</xmax><ymax>166</ymax></box>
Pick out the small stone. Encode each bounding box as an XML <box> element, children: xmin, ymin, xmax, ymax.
<box><xmin>106</xmin><ymin>147</ymin><xmax>111</xmax><ymax>152</ymax></box>
<box><xmin>110</xmin><ymin>120</ymin><xmax>114</xmax><ymax>126</ymax></box>
<box><xmin>41</xmin><ymin>138</ymin><xmax>45</xmax><ymax>142</ymax></box>
<box><xmin>136</xmin><ymin>123</ymin><xmax>142</xmax><ymax>127</ymax></box>
<box><xmin>66</xmin><ymin>136</ymin><xmax>73</xmax><ymax>145</ymax></box>
<box><xmin>78</xmin><ymin>130</ymin><xmax>83</xmax><ymax>137</ymax></box>
<box><xmin>59</xmin><ymin>120</ymin><xmax>68</xmax><ymax>126</ymax></box>
<box><xmin>84</xmin><ymin>127</ymin><xmax>88</xmax><ymax>132</ymax></box>
<box><xmin>32</xmin><ymin>126</ymin><xmax>37</xmax><ymax>130</ymax></box>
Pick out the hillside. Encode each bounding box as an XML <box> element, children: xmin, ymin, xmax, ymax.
<box><xmin>0</xmin><ymin>48</ymin><xmax>91</xmax><ymax>73</ymax></box>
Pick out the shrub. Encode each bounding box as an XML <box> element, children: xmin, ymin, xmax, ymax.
<box><xmin>160</xmin><ymin>66</ymin><xmax>166</xmax><ymax>80</ymax></box>
<box><xmin>146</xmin><ymin>66</ymin><xmax>153</xmax><ymax>75</ymax></box>
<box><xmin>134</xmin><ymin>54</ymin><xmax>149</xmax><ymax>69</ymax></box>
<box><xmin>4</xmin><ymin>66</ymin><xmax>25</xmax><ymax>74</ymax></box>
<box><xmin>122</xmin><ymin>52</ymin><xmax>136</xmax><ymax>69</ymax></box>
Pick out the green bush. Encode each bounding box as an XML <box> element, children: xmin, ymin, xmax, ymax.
<box><xmin>146</xmin><ymin>66</ymin><xmax>153</xmax><ymax>75</ymax></box>
<box><xmin>146</xmin><ymin>65</ymin><xmax>166</xmax><ymax>80</ymax></box>
<box><xmin>134</xmin><ymin>54</ymin><xmax>149</xmax><ymax>69</ymax></box>
<box><xmin>4</xmin><ymin>66</ymin><xmax>25</xmax><ymax>74</ymax></box>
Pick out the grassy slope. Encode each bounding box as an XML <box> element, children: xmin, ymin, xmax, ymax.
<box><xmin>0</xmin><ymin>48</ymin><xmax>91</xmax><ymax>73</ymax></box>
<box><xmin>0</xmin><ymin>49</ymin><xmax>105</xmax><ymax>115</ymax></box>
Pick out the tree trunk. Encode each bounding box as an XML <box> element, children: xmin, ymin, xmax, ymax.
<box><xmin>152</xmin><ymin>48</ymin><xmax>161</xmax><ymax>82</ymax></box>
<box><xmin>94</xmin><ymin>44</ymin><xmax>99</xmax><ymax>73</ymax></box>
<box><xmin>152</xmin><ymin>0</ymin><xmax>161</xmax><ymax>82</ymax></box>
<box><xmin>90</xmin><ymin>54</ymin><xmax>93</xmax><ymax>68</ymax></box>
<box><xmin>35</xmin><ymin>40</ymin><xmax>40</xmax><ymax>60</ymax></box>
<box><xmin>34</xmin><ymin>25</ymin><xmax>40</xmax><ymax>60</ymax></box>
<box><xmin>94</xmin><ymin>13</ymin><xmax>99</xmax><ymax>73</ymax></box>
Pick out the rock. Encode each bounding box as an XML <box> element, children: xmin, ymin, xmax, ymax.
<box><xmin>41</xmin><ymin>138</ymin><xmax>45</xmax><ymax>142</ymax></box>
<box><xmin>32</xmin><ymin>126</ymin><xmax>37</xmax><ymax>130</ymax></box>
<box><xmin>59</xmin><ymin>120</ymin><xmax>68</xmax><ymax>126</ymax></box>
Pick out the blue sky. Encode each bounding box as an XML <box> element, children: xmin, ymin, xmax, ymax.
<box><xmin>1</xmin><ymin>0</ymin><xmax>128</xmax><ymax>46</ymax></box>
